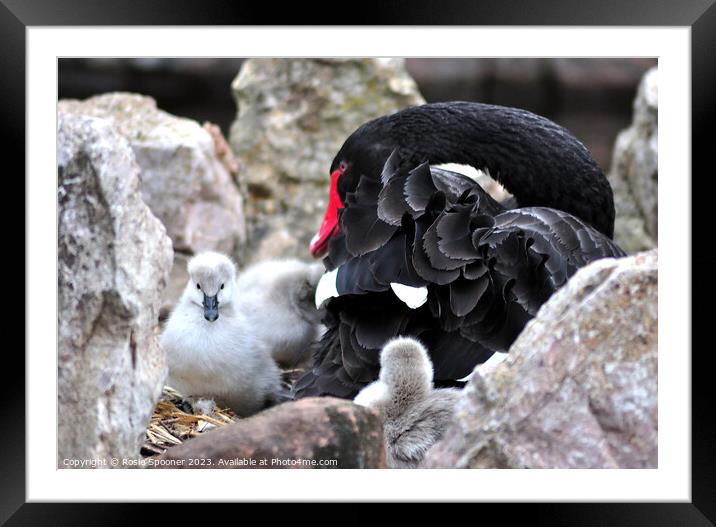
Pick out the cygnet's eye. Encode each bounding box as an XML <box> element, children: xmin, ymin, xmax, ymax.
<box><xmin>196</xmin><ymin>283</ymin><xmax>201</xmax><ymax>290</ymax></box>
<box><xmin>220</xmin><ymin>283</ymin><xmax>224</xmax><ymax>290</ymax></box>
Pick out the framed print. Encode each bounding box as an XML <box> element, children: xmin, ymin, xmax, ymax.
<box><xmin>5</xmin><ymin>0</ymin><xmax>713</xmax><ymax>523</ymax></box>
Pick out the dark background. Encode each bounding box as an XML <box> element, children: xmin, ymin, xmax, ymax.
<box><xmin>58</xmin><ymin>58</ymin><xmax>656</xmax><ymax>170</ymax></box>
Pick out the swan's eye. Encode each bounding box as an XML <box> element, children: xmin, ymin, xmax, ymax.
<box><xmin>339</xmin><ymin>162</ymin><xmax>347</xmax><ymax>173</ymax></box>
<box><xmin>196</xmin><ymin>283</ymin><xmax>201</xmax><ymax>290</ymax></box>
<box><xmin>220</xmin><ymin>283</ymin><xmax>224</xmax><ymax>290</ymax></box>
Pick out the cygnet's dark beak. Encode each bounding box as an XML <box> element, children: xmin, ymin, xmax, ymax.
<box><xmin>203</xmin><ymin>294</ymin><xmax>219</xmax><ymax>322</ymax></box>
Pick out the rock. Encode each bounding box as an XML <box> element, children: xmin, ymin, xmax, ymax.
<box><xmin>424</xmin><ymin>250</ymin><xmax>657</xmax><ymax>469</ymax></box>
<box><xmin>608</xmin><ymin>67</ymin><xmax>658</xmax><ymax>253</ymax></box>
<box><xmin>203</xmin><ymin>122</ymin><xmax>241</xmax><ymax>187</ymax></box>
<box><xmin>57</xmin><ymin>112</ymin><xmax>174</xmax><ymax>467</ymax></box>
<box><xmin>159</xmin><ymin>253</ymin><xmax>191</xmax><ymax>322</ymax></box>
<box><xmin>153</xmin><ymin>398</ymin><xmax>386</xmax><ymax>468</ymax></box>
<box><xmin>229</xmin><ymin>58</ymin><xmax>425</xmax><ymax>262</ymax></box>
<box><xmin>58</xmin><ymin>93</ymin><xmax>247</xmax><ymax>257</ymax></box>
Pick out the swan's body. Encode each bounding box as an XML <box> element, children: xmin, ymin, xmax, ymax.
<box><xmin>354</xmin><ymin>337</ymin><xmax>460</xmax><ymax>468</ymax></box>
<box><xmin>235</xmin><ymin>259</ymin><xmax>324</xmax><ymax>366</ymax></box>
<box><xmin>160</xmin><ymin>252</ymin><xmax>281</xmax><ymax>416</ymax></box>
<box><xmin>295</xmin><ymin>101</ymin><xmax>625</xmax><ymax>399</ymax></box>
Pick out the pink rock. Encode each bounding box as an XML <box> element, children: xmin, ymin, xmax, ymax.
<box><xmin>153</xmin><ymin>398</ymin><xmax>386</xmax><ymax>469</ymax></box>
<box><xmin>424</xmin><ymin>250</ymin><xmax>658</xmax><ymax>469</ymax></box>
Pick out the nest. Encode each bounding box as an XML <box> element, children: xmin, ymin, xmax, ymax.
<box><xmin>141</xmin><ymin>386</ymin><xmax>238</xmax><ymax>457</ymax></box>
<box><xmin>142</xmin><ymin>368</ymin><xmax>305</xmax><ymax>457</ymax></box>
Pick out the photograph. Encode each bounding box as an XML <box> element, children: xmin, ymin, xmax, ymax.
<box><xmin>56</xmin><ymin>56</ymin><xmax>659</xmax><ymax>470</ymax></box>
<box><xmin>7</xmin><ymin>6</ymin><xmax>706</xmax><ymax>518</ymax></box>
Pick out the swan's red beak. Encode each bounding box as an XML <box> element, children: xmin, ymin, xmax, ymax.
<box><xmin>309</xmin><ymin>169</ymin><xmax>343</xmax><ymax>258</ymax></box>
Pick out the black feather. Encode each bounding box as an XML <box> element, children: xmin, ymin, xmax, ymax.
<box><xmin>421</xmin><ymin>329</ymin><xmax>495</xmax><ymax>380</ymax></box>
<box><xmin>449</xmin><ymin>275</ymin><xmax>490</xmax><ymax>317</ymax></box>
<box><xmin>380</xmin><ymin>148</ymin><xmax>402</xmax><ymax>185</ymax></box>
<box><xmin>404</xmin><ymin>162</ymin><xmax>437</xmax><ymax>212</ymax></box>
<box><xmin>376</xmin><ymin>170</ymin><xmax>411</xmax><ymax>226</ymax></box>
<box><xmin>435</xmin><ymin>206</ymin><xmax>481</xmax><ymax>260</ymax></box>
<box><xmin>412</xmin><ymin>215</ymin><xmax>460</xmax><ymax>284</ymax></box>
<box><xmin>423</xmin><ymin>212</ymin><xmax>468</xmax><ymax>271</ymax></box>
<box><xmin>340</xmin><ymin>203</ymin><xmax>397</xmax><ymax>256</ymax></box>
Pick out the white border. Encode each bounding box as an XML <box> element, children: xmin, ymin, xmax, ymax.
<box><xmin>28</xmin><ymin>27</ymin><xmax>690</xmax><ymax>502</ymax></box>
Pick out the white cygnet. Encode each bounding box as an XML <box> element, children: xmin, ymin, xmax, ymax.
<box><xmin>354</xmin><ymin>336</ymin><xmax>461</xmax><ymax>468</ymax></box>
<box><xmin>160</xmin><ymin>251</ymin><xmax>281</xmax><ymax>417</ymax></box>
<box><xmin>234</xmin><ymin>258</ymin><xmax>325</xmax><ymax>367</ymax></box>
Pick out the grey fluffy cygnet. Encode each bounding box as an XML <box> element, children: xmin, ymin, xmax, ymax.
<box><xmin>354</xmin><ymin>337</ymin><xmax>461</xmax><ymax>468</ymax></box>
<box><xmin>160</xmin><ymin>251</ymin><xmax>281</xmax><ymax>417</ymax></box>
<box><xmin>234</xmin><ymin>259</ymin><xmax>325</xmax><ymax>367</ymax></box>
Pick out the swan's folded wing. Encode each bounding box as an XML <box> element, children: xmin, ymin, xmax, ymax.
<box><xmin>489</xmin><ymin>207</ymin><xmax>625</xmax><ymax>269</ymax></box>
<box><xmin>479</xmin><ymin>207</ymin><xmax>626</xmax><ymax>314</ymax></box>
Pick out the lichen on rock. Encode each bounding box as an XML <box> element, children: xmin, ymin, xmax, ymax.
<box><xmin>608</xmin><ymin>67</ymin><xmax>658</xmax><ymax>253</ymax></box>
<box><xmin>229</xmin><ymin>58</ymin><xmax>425</xmax><ymax>262</ymax></box>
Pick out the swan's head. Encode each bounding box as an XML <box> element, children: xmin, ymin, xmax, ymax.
<box><xmin>186</xmin><ymin>251</ymin><xmax>237</xmax><ymax>322</ymax></box>
<box><xmin>309</xmin><ymin>118</ymin><xmax>396</xmax><ymax>258</ymax></box>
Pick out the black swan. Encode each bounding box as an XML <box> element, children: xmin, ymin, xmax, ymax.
<box><xmin>294</xmin><ymin>101</ymin><xmax>625</xmax><ymax>399</ymax></box>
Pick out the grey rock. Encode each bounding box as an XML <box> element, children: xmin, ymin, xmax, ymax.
<box><xmin>229</xmin><ymin>58</ymin><xmax>425</xmax><ymax>262</ymax></box>
<box><xmin>424</xmin><ymin>250</ymin><xmax>657</xmax><ymax>469</ymax></box>
<box><xmin>608</xmin><ymin>67</ymin><xmax>658</xmax><ymax>253</ymax></box>
<box><xmin>153</xmin><ymin>398</ymin><xmax>386</xmax><ymax>468</ymax></box>
<box><xmin>58</xmin><ymin>93</ymin><xmax>247</xmax><ymax>257</ymax></box>
<box><xmin>58</xmin><ymin>112</ymin><xmax>174</xmax><ymax>467</ymax></box>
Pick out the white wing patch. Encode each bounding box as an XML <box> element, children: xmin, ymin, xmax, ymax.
<box><xmin>315</xmin><ymin>272</ymin><xmax>428</xmax><ymax>309</ymax></box>
<box><xmin>315</xmin><ymin>268</ymin><xmax>339</xmax><ymax>308</ymax></box>
<box><xmin>390</xmin><ymin>282</ymin><xmax>428</xmax><ymax>309</ymax></box>
<box><xmin>431</xmin><ymin>162</ymin><xmax>488</xmax><ymax>181</ymax></box>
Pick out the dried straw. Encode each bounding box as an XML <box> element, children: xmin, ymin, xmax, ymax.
<box><xmin>141</xmin><ymin>386</ymin><xmax>239</xmax><ymax>457</ymax></box>
<box><xmin>142</xmin><ymin>367</ymin><xmax>304</xmax><ymax>457</ymax></box>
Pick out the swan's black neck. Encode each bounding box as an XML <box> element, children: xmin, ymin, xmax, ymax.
<box><xmin>335</xmin><ymin>101</ymin><xmax>615</xmax><ymax>238</ymax></box>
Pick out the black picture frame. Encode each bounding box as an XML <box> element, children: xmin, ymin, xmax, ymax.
<box><xmin>4</xmin><ymin>0</ymin><xmax>712</xmax><ymax>523</ymax></box>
